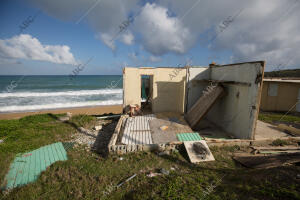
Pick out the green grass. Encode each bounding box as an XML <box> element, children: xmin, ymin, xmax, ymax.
<box><xmin>0</xmin><ymin>113</ymin><xmax>95</xmax><ymax>189</ymax></box>
<box><xmin>1</xmin><ymin>114</ymin><xmax>300</xmax><ymax>200</ymax></box>
<box><xmin>258</xmin><ymin>112</ymin><xmax>300</xmax><ymax>124</ymax></box>
<box><xmin>271</xmin><ymin>139</ymin><xmax>289</xmax><ymax>146</ymax></box>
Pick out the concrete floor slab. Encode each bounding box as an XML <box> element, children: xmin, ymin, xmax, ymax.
<box><xmin>255</xmin><ymin>120</ymin><xmax>289</xmax><ymax>140</ymax></box>
<box><xmin>149</xmin><ymin>118</ymin><xmax>193</xmax><ymax>144</ymax></box>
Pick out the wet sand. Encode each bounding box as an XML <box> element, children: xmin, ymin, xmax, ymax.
<box><xmin>0</xmin><ymin>105</ymin><xmax>123</xmax><ymax>120</ymax></box>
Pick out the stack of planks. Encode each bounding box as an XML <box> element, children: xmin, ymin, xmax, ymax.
<box><xmin>234</xmin><ymin>145</ymin><xmax>300</xmax><ymax>169</ymax></box>
<box><xmin>233</xmin><ymin>153</ymin><xmax>300</xmax><ymax>169</ymax></box>
<box><xmin>250</xmin><ymin>146</ymin><xmax>300</xmax><ymax>155</ymax></box>
<box><xmin>185</xmin><ymin>83</ymin><xmax>225</xmax><ymax>129</ymax></box>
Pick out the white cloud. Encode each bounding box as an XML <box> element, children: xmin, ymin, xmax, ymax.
<box><xmin>134</xmin><ymin>3</ymin><xmax>192</xmax><ymax>55</ymax></box>
<box><xmin>29</xmin><ymin>0</ymin><xmax>138</xmax><ymax>50</ymax></box>
<box><xmin>27</xmin><ymin>0</ymin><xmax>300</xmax><ymax>70</ymax></box>
<box><xmin>97</xmin><ymin>33</ymin><xmax>116</xmax><ymax>50</ymax></box>
<box><xmin>0</xmin><ymin>34</ymin><xmax>77</xmax><ymax>65</ymax></box>
<box><xmin>121</xmin><ymin>31</ymin><xmax>134</xmax><ymax>45</ymax></box>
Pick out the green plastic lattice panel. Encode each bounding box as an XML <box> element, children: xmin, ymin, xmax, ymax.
<box><xmin>176</xmin><ymin>133</ymin><xmax>202</xmax><ymax>142</ymax></box>
<box><xmin>3</xmin><ymin>142</ymin><xmax>67</xmax><ymax>190</ymax></box>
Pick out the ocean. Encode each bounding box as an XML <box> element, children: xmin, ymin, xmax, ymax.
<box><xmin>0</xmin><ymin>75</ymin><xmax>123</xmax><ymax>113</ymax></box>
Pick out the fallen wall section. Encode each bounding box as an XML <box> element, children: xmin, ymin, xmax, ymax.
<box><xmin>206</xmin><ymin>62</ymin><xmax>264</xmax><ymax>139</ymax></box>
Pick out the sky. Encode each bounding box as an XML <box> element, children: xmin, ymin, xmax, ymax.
<box><xmin>0</xmin><ymin>0</ymin><xmax>299</xmax><ymax>75</ymax></box>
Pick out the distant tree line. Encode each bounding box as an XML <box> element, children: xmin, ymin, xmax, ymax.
<box><xmin>264</xmin><ymin>69</ymin><xmax>300</xmax><ymax>78</ymax></box>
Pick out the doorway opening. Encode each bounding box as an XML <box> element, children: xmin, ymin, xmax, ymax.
<box><xmin>141</xmin><ymin>75</ymin><xmax>153</xmax><ymax>113</ymax></box>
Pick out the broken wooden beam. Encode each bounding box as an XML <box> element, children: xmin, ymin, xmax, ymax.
<box><xmin>250</xmin><ymin>146</ymin><xmax>300</xmax><ymax>151</ymax></box>
<box><xmin>233</xmin><ymin>153</ymin><xmax>300</xmax><ymax>169</ymax></box>
<box><xmin>185</xmin><ymin>84</ymin><xmax>225</xmax><ymax>129</ymax></box>
<box><xmin>258</xmin><ymin>150</ymin><xmax>300</xmax><ymax>154</ymax></box>
<box><xmin>277</xmin><ymin>124</ymin><xmax>300</xmax><ymax>136</ymax></box>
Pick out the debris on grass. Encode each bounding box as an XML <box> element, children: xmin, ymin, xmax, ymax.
<box><xmin>117</xmin><ymin>174</ymin><xmax>137</xmax><ymax>188</ymax></box>
<box><xmin>3</xmin><ymin>142</ymin><xmax>68</xmax><ymax>190</ymax></box>
<box><xmin>72</xmin><ymin>127</ymin><xmax>98</xmax><ymax>148</ymax></box>
<box><xmin>58</xmin><ymin>116</ymin><xmax>70</xmax><ymax>122</ymax></box>
<box><xmin>146</xmin><ymin>168</ymin><xmax>170</xmax><ymax>177</ymax></box>
<box><xmin>184</xmin><ymin>140</ymin><xmax>215</xmax><ymax>163</ymax></box>
<box><xmin>158</xmin><ymin>151</ymin><xmax>170</xmax><ymax>156</ymax></box>
<box><xmin>233</xmin><ymin>153</ymin><xmax>300</xmax><ymax>169</ymax></box>
<box><xmin>93</xmin><ymin>125</ymin><xmax>102</xmax><ymax>131</ymax></box>
<box><xmin>147</xmin><ymin>172</ymin><xmax>161</xmax><ymax>177</ymax></box>
<box><xmin>102</xmin><ymin>174</ymin><xmax>137</xmax><ymax>198</ymax></box>
<box><xmin>160</xmin><ymin>168</ymin><xmax>170</xmax><ymax>175</ymax></box>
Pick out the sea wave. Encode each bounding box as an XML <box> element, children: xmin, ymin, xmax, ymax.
<box><xmin>0</xmin><ymin>89</ymin><xmax>122</xmax><ymax>98</ymax></box>
<box><xmin>0</xmin><ymin>100</ymin><xmax>123</xmax><ymax>113</ymax></box>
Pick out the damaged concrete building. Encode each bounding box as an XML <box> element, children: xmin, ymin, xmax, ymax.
<box><xmin>109</xmin><ymin>61</ymin><xmax>268</xmax><ymax>154</ymax></box>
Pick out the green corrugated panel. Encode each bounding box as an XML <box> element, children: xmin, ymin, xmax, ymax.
<box><xmin>177</xmin><ymin>133</ymin><xmax>202</xmax><ymax>141</ymax></box>
<box><xmin>3</xmin><ymin>142</ymin><xmax>67</xmax><ymax>190</ymax></box>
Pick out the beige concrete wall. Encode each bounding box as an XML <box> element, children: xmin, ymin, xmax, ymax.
<box><xmin>260</xmin><ymin>82</ymin><xmax>300</xmax><ymax>112</ymax></box>
<box><xmin>123</xmin><ymin>67</ymin><xmax>187</xmax><ymax>113</ymax></box>
<box><xmin>206</xmin><ymin>62</ymin><xmax>264</xmax><ymax>139</ymax></box>
<box><xmin>123</xmin><ymin>68</ymin><xmax>141</xmax><ymax>109</ymax></box>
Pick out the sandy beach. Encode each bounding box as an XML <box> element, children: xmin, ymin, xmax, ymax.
<box><xmin>0</xmin><ymin>105</ymin><xmax>123</xmax><ymax>120</ymax></box>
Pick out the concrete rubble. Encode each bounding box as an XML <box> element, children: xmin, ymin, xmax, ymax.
<box><xmin>93</xmin><ymin>125</ymin><xmax>103</xmax><ymax>131</ymax></box>
<box><xmin>71</xmin><ymin>127</ymin><xmax>99</xmax><ymax>151</ymax></box>
<box><xmin>58</xmin><ymin>112</ymin><xmax>72</xmax><ymax>122</ymax></box>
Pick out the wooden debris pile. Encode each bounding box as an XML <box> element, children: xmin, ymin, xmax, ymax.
<box><xmin>233</xmin><ymin>145</ymin><xmax>300</xmax><ymax>169</ymax></box>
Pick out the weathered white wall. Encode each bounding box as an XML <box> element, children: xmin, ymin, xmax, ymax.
<box><xmin>206</xmin><ymin>62</ymin><xmax>264</xmax><ymax>139</ymax></box>
<box><xmin>186</xmin><ymin>67</ymin><xmax>210</xmax><ymax>111</ymax></box>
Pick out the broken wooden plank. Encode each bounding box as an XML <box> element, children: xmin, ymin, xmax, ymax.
<box><xmin>277</xmin><ymin>124</ymin><xmax>300</xmax><ymax>136</ymax></box>
<box><xmin>251</xmin><ymin>146</ymin><xmax>300</xmax><ymax>151</ymax></box>
<box><xmin>258</xmin><ymin>150</ymin><xmax>300</xmax><ymax>154</ymax></box>
<box><xmin>184</xmin><ymin>140</ymin><xmax>215</xmax><ymax>163</ymax></box>
<box><xmin>233</xmin><ymin>153</ymin><xmax>300</xmax><ymax>169</ymax></box>
<box><xmin>185</xmin><ymin>84</ymin><xmax>225</xmax><ymax>128</ymax></box>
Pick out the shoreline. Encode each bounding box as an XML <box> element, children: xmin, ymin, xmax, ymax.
<box><xmin>0</xmin><ymin>105</ymin><xmax>123</xmax><ymax>120</ymax></box>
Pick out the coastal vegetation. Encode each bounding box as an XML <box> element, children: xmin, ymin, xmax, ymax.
<box><xmin>0</xmin><ymin>113</ymin><xmax>299</xmax><ymax>199</ymax></box>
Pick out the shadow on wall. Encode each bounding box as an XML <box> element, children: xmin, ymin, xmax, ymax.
<box><xmin>152</xmin><ymin>76</ymin><xmax>186</xmax><ymax>113</ymax></box>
